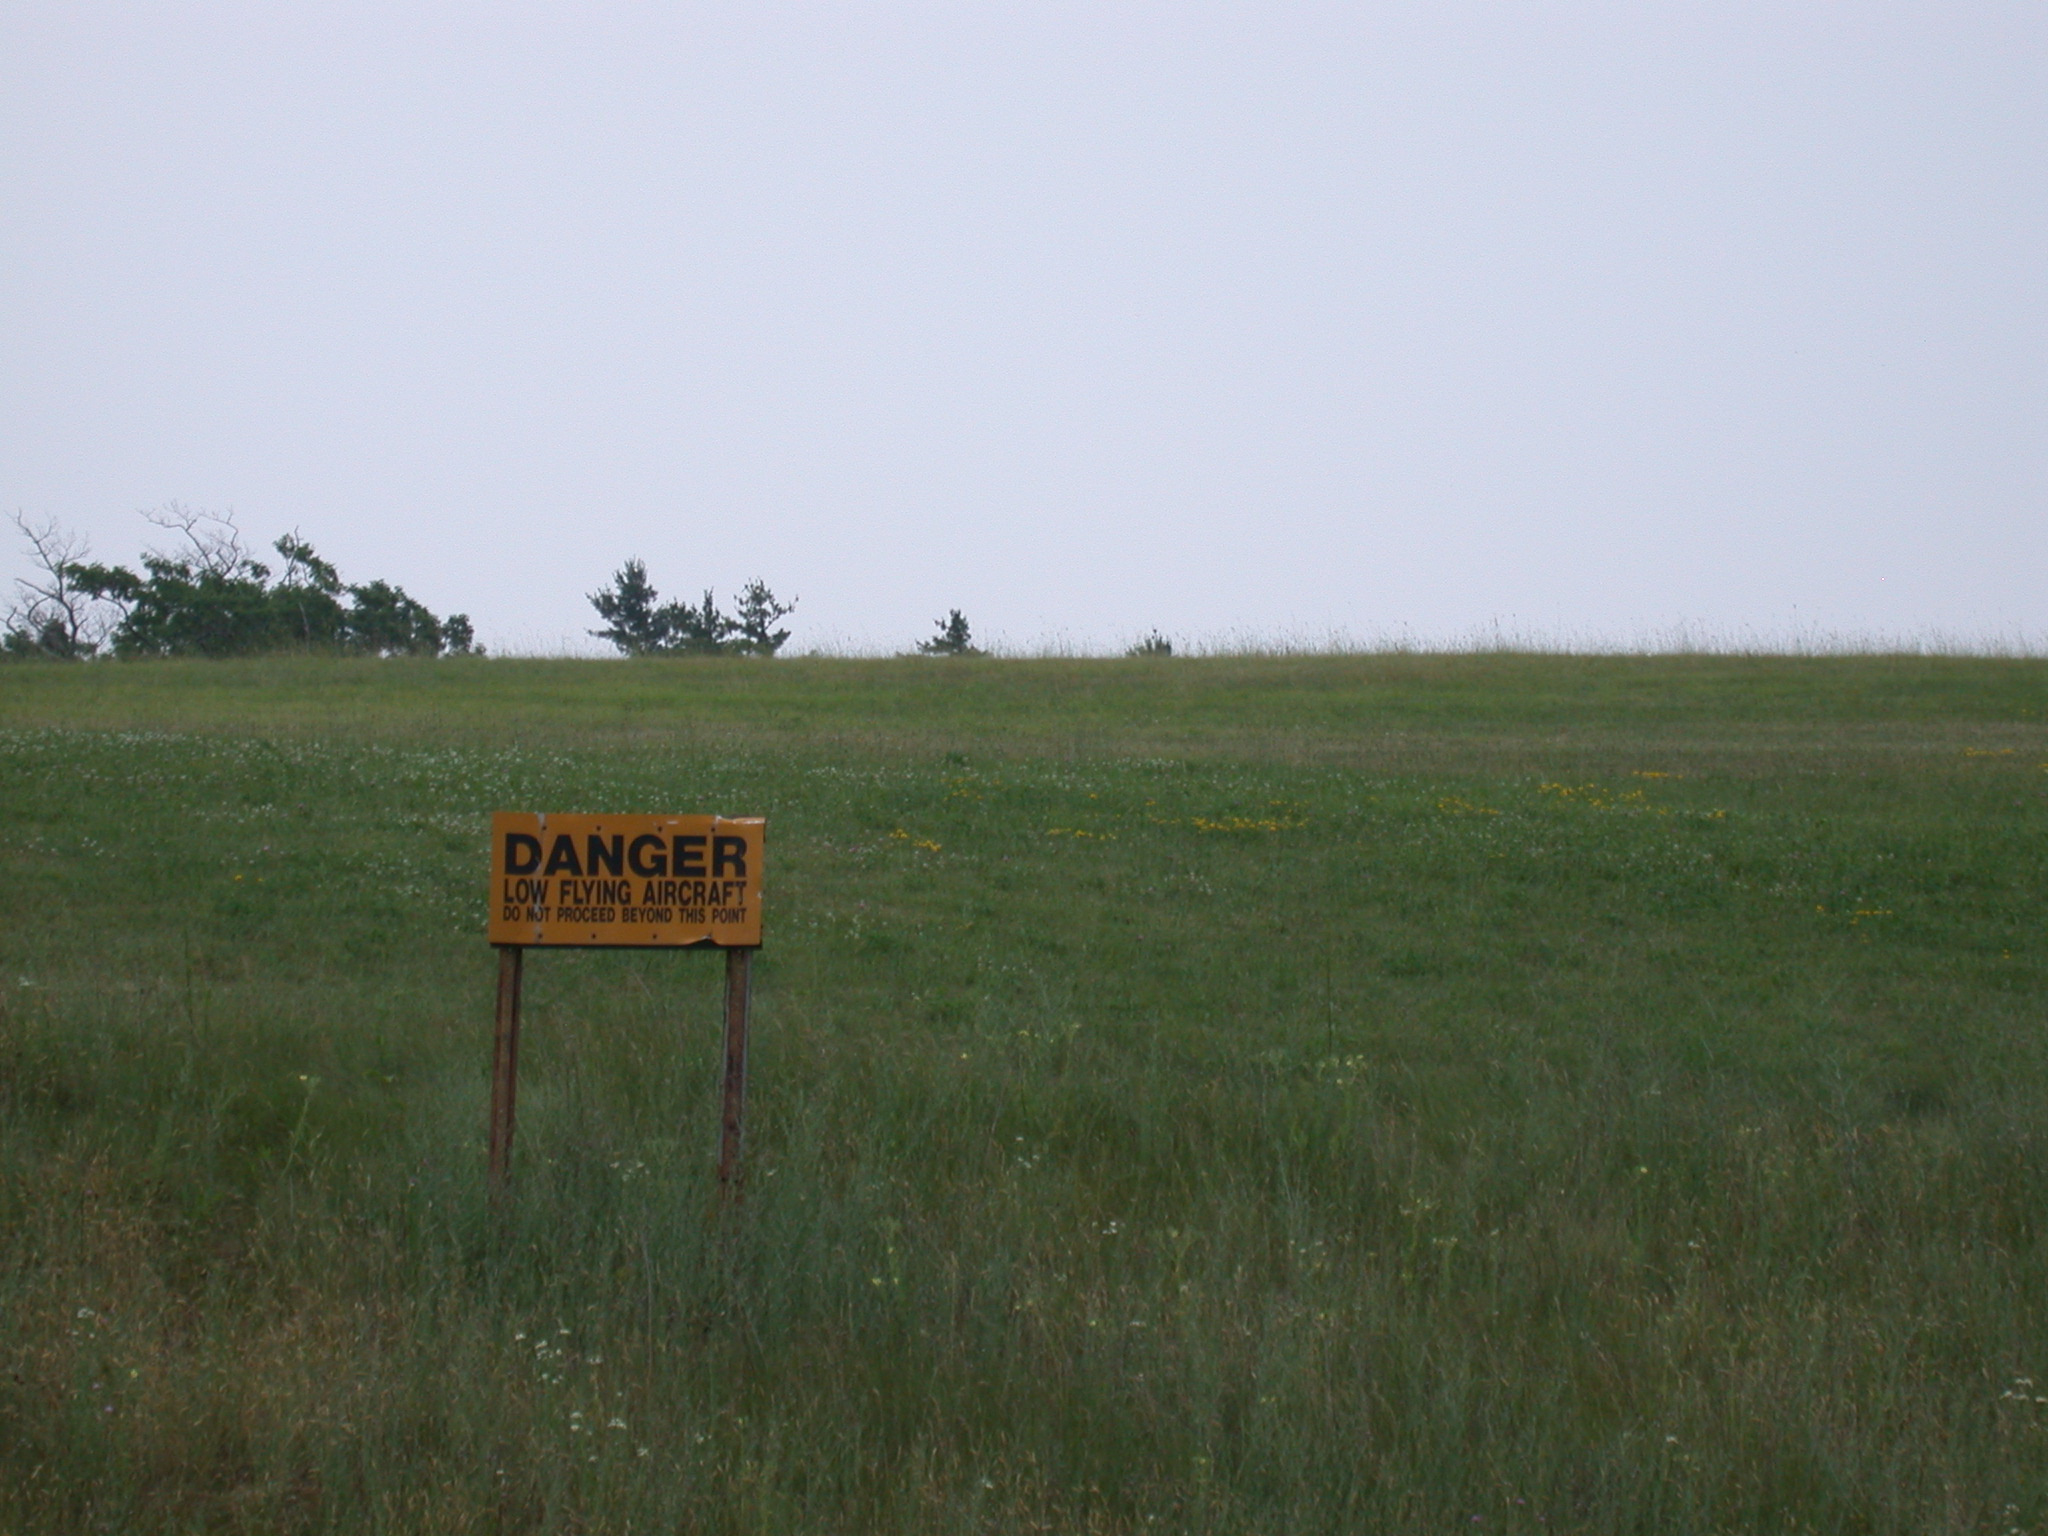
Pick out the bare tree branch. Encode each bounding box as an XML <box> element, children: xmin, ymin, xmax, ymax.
<box><xmin>141</xmin><ymin>502</ymin><xmax>251</xmax><ymax>577</ymax></box>
<box><xmin>5</xmin><ymin>511</ymin><xmax>106</xmax><ymax>658</ymax></box>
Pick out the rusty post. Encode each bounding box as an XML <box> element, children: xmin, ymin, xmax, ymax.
<box><xmin>488</xmin><ymin>944</ymin><xmax>524</xmax><ymax>1194</ymax></box>
<box><xmin>717</xmin><ymin>946</ymin><xmax>754</xmax><ymax>1191</ymax></box>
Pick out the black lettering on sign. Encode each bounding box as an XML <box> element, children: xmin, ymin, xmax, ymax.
<box><xmin>505</xmin><ymin>833</ymin><xmax>542</xmax><ymax>875</ymax></box>
<box><xmin>562</xmin><ymin>877</ymin><xmax>634</xmax><ymax>906</ymax></box>
<box><xmin>628</xmin><ymin>834</ymin><xmax>667</xmax><ymax>877</ymax></box>
<box><xmin>673</xmin><ymin>835</ymin><xmax>707</xmax><ymax>877</ymax></box>
<box><xmin>586</xmin><ymin>835</ymin><xmax>625</xmax><ymax>877</ymax></box>
<box><xmin>713</xmin><ymin>836</ymin><xmax>748</xmax><ymax>878</ymax></box>
<box><xmin>544</xmin><ymin>834</ymin><xmax>583</xmax><ymax>877</ymax></box>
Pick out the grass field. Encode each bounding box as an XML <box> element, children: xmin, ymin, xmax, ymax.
<box><xmin>3</xmin><ymin>653</ymin><xmax>2046</xmax><ymax>1533</ymax></box>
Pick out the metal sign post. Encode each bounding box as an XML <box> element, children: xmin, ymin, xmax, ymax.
<box><xmin>483</xmin><ymin>812</ymin><xmax>765</xmax><ymax>1199</ymax></box>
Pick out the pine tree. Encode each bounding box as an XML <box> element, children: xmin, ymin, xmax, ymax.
<box><xmin>587</xmin><ymin>560</ymin><xmax>673</xmax><ymax>654</ymax></box>
<box><xmin>587</xmin><ymin>563</ymin><xmax>794</xmax><ymax>656</ymax></box>
<box><xmin>669</xmin><ymin>589</ymin><xmax>736</xmax><ymax>655</ymax></box>
<box><xmin>917</xmin><ymin>610</ymin><xmax>979</xmax><ymax>656</ymax></box>
<box><xmin>732</xmin><ymin>579</ymin><xmax>797</xmax><ymax>655</ymax></box>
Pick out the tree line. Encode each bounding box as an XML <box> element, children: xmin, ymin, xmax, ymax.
<box><xmin>7</xmin><ymin>513</ymin><xmax>1177</xmax><ymax>660</ymax></box>
<box><xmin>3</xmin><ymin>507</ymin><xmax>475</xmax><ymax>660</ymax></box>
<box><xmin>585</xmin><ymin>562</ymin><xmax>1007</xmax><ymax>657</ymax></box>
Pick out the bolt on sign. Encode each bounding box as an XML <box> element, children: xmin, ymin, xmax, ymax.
<box><xmin>485</xmin><ymin>812</ymin><xmax>765</xmax><ymax>1199</ymax></box>
<box><xmin>489</xmin><ymin>812</ymin><xmax>764</xmax><ymax>947</ymax></box>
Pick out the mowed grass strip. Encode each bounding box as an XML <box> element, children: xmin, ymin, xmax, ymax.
<box><xmin>1</xmin><ymin>655</ymin><xmax>2045</xmax><ymax>1533</ymax></box>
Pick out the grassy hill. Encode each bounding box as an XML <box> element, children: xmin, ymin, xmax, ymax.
<box><xmin>3</xmin><ymin>655</ymin><xmax>2045</xmax><ymax>1532</ymax></box>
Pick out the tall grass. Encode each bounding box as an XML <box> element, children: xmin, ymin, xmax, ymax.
<box><xmin>2</xmin><ymin>655</ymin><xmax>2045</xmax><ymax>1531</ymax></box>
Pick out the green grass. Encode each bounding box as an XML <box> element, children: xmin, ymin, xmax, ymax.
<box><xmin>2</xmin><ymin>654</ymin><xmax>2046</xmax><ymax>1532</ymax></box>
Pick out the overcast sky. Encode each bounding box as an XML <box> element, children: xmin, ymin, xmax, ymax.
<box><xmin>3</xmin><ymin>3</ymin><xmax>2042</xmax><ymax>654</ymax></box>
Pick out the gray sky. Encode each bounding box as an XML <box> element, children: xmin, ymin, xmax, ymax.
<box><xmin>4</xmin><ymin>3</ymin><xmax>2043</xmax><ymax>654</ymax></box>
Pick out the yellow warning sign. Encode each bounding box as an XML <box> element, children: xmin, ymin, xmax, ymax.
<box><xmin>488</xmin><ymin>812</ymin><xmax>763</xmax><ymax>947</ymax></box>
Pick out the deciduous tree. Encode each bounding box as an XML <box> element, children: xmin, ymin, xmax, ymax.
<box><xmin>3</xmin><ymin>512</ymin><xmax>111</xmax><ymax>659</ymax></box>
<box><xmin>14</xmin><ymin>506</ymin><xmax>472</xmax><ymax>659</ymax></box>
